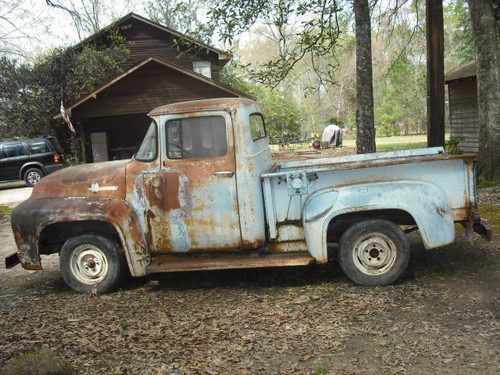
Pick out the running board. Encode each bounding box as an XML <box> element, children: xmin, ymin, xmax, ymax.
<box><xmin>146</xmin><ymin>252</ymin><xmax>315</xmax><ymax>273</ymax></box>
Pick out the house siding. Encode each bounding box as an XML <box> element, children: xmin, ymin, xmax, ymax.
<box><xmin>448</xmin><ymin>77</ymin><xmax>479</xmax><ymax>153</ymax></box>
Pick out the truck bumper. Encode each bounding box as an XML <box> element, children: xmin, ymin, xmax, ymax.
<box><xmin>4</xmin><ymin>252</ymin><xmax>20</xmax><ymax>269</ymax></box>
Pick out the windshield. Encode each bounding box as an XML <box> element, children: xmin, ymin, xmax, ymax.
<box><xmin>135</xmin><ymin>121</ymin><xmax>158</xmax><ymax>162</ymax></box>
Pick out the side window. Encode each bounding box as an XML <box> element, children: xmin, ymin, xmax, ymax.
<box><xmin>17</xmin><ymin>144</ymin><xmax>27</xmax><ymax>156</ymax></box>
<box><xmin>3</xmin><ymin>144</ymin><xmax>22</xmax><ymax>157</ymax></box>
<box><xmin>166</xmin><ymin>116</ymin><xmax>227</xmax><ymax>159</ymax></box>
<box><xmin>249</xmin><ymin>113</ymin><xmax>267</xmax><ymax>141</ymax></box>
<box><xmin>136</xmin><ymin>121</ymin><xmax>158</xmax><ymax>162</ymax></box>
<box><xmin>28</xmin><ymin>141</ymin><xmax>50</xmax><ymax>154</ymax></box>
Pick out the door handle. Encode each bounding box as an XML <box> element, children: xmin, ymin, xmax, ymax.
<box><xmin>213</xmin><ymin>171</ymin><xmax>234</xmax><ymax>177</ymax></box>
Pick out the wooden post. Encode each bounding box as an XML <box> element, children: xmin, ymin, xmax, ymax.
<box><xmin>426</xmin><ymin>0</ymin><xmax>445</xmax><ymax>147</ymax></box>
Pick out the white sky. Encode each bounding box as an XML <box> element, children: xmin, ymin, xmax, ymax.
<box><xmin>0</xmin><ymin>0</ymin><xmax>149</xmax><ymax>60</ymax></box>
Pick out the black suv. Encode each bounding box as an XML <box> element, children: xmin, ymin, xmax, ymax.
<box><xmin>0</xmin><ymin>137</ymin><xmax>68</xmax><ymax>187</ymax></box>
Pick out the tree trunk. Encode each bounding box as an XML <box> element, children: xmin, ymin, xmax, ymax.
<box><xmin>354</xmin><ymin>0</ymin><xmax>376</xmax><ymax>153</ymax></box>
<box><xmin>468</xmin><ymin>0</ymin><xmax>500</xmax><ymax>179</ymax></box>
<box><xmin>426</xmin><ymin>0</ymin><xmax>445</xmax><ymax>147</ymax></box>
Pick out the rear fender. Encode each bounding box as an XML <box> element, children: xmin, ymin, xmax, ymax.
<box><xmin>302</xmin><ymin>181</ymin><xmax>455</xmax><ymax>262</ymax></box>
<box><xmin>11</xmin><ymin>197</ymin><xmax>149</xmax><ymax>276</ymax></box>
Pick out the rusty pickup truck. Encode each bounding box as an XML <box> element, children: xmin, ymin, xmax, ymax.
<box><xmin>7</xmin><ymin>98</ymin><xmax>490</xmax><ymax>293</ymax></box>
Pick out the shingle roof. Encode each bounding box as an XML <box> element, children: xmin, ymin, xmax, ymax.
<box><xmin>445</xmin><ymin>60</ymin><xmax>476</xmax><ymax>82</ymax></box>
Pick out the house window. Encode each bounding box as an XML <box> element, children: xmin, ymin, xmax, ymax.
<box><xmin>193</xmin><ymin>61</ymin><xmax>211</xmax><ymax>78</ymax></box>
<box><xmin>166</xmin><ymin>116</ymin><xmax>227</xmax><ymax>159</ymax></box>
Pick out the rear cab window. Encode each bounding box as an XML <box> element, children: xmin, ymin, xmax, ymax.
<box><xmin>166</xmin><ymin>116</ymin><xmax>227</xmax><ymax>159</ymax></box>
<box><xmin>250</xmin><ymin>113</ymin><xmax>267</xmax><ymax>141</ymax></box>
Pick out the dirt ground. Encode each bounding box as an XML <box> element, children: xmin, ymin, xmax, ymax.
<box><xmin>0</xmin><ymin>185</ymin><xmax>498</xmax><ymax>374</ymax></box>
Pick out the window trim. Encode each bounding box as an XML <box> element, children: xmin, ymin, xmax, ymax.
<box><xmin>249</xmin><ymin>113</ymin><xmax>267</xmax><ymax>142</ymax></box>
<box><xmin>165</xmin><ymin>114</ymin><xmax>229</xmax><ymax>160</ymax></box>
<box><xmin>135</xmin><ymin>120</ymin><xmax>158</xmax><ymax>162</ymax></box>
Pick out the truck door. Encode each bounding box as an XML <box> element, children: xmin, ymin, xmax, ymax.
<box><xmin>140</xmin><ymin>112</ymin><xmax>241</xmax><ymax>254</ymax></box>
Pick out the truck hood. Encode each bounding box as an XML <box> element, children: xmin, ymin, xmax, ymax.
<box><xmin>30</xmin><ymin>159</ymin><xmax>130</xmax><ymax>199</ymax></box>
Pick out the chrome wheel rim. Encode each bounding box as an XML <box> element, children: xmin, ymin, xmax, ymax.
<box><xmin>70</xmin><ymin>244</ymin><xmax>108</xmax><ymax>285</ymax></box>
<box><xmin>352</xmin><ymin>232</ymin><xmax>397</xmax><ymax>276</ymax></box>
<box><xmin>27</xmin><ymin>171</ymin><xmax>41</xmax><ymax>185</ymax></box>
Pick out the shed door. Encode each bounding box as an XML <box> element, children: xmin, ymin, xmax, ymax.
<box><xmin>144</xmin><ymin>113</ymin><xmax>241</xmax><ymax>254</ymax></box>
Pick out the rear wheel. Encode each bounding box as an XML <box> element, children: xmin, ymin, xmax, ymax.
<box><xmin>60</xmin><ymin>234</ymin><xmax>126</xmax><ymax>293</ymax></box>
<box><xmin>339</xmin><ymin>219</ymin><xmax>410</xmax><ymax>286</ymax></box>
<box><xmin>23</xmin><ymin>167</ymin><xmax>43</xmax><ymax>187</ymax></box>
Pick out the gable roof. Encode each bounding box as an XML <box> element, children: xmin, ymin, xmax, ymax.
<box><xmin>54</xmin><ymin>57</ymin><xmax>251</xmax><ymax>119</ymax></box>
<box><xmin>73</xmin><ymin>12</ymin><xmax>231</xmax><ymax>62</ymax></box>
<box><xmin>445</xmin><ymin>60</ymin><xmax>476</xmax><ymax>82</ymax></box>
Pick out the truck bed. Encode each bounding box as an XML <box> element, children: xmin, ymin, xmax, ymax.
<box><xmin>262</xmin><ymin>147</ymin><xmax>477</xmax><ymax>243</ymax></box>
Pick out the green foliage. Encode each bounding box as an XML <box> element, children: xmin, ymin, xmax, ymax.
<box><xmin>444</xmin><ymin>0</ymin><xmax>475</xmax><ymax>66</ymax></box>
<box><xmin>0</xmin><ymin>29</ymin><xmax>129</xmax><ymax>145</ymax></box>
<box><xmin>145</xmin><ymin>0</ymin><xmax>213</xmax><ymax>43</ymax></box>
<box><xmin>445</xmin><ymin>137</ymin><xmax>463</xmax><ymax>155</ymax></box>
<box><xmin>223</xmin><ymin>63</ymin><xmax>302</xmax><ymax>143</ymax></box>
<box><xmin>209</xmin><ymin>0</ymin><xmax>344</xmax><ymax>87</ymax></box>
<box><xmin>375</xmin><ymin>52</ymin><xmax>426</xmax><ymax>137</ymax></box>
<box><xmin>1</xmin><ymin>350</ymin><xmax>74</xmax><ymax>375</ymax></box>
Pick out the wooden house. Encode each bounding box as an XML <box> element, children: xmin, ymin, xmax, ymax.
<box><xmin>445</xmin><ymin>61</ymin><xmax>478</xmax><ymax>153</ymax></box>
<box><xmin>56</xmin><ymin>13</ymin><xmax>250</xmax><ymax>162</ymax></box>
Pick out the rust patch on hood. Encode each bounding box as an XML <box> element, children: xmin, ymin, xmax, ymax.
<box><xmin>31</xmin><ymin>159</ymin><xmax>129</xmax><ymax>200</ymax></box>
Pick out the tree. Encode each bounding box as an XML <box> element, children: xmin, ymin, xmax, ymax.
<box><xmin>468</xmin><ymin>0</ymin><xmax>500</xmax><ymax>179</ymax></box>
<box><xmin>223</xmin><ymin>63</ymin><xmax>302</xmax><ymax>143</ymax></box>
<box><xmin>354</xmin><ymin>0</ymin><xmax>376</xmax><ymax>153</ymax></box>
<box><xmin>45</xmin><ymin>0</ymin><xmax>132</xmax><ymax>40</ymax></box>
<box><xmin>0</xmin><ymin>32</ymin><xmax>129</xmax><ymax>149</ymax></box>
<box><xmin>145</xmin><ymin>0</ymin><xmax>213</xmax><ymax>43</ymax></box>
<box><xmin>210</xmin><ymin>0</ymin><xmax>382</xmax><ymax>153</ymax></box>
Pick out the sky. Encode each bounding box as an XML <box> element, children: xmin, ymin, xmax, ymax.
<box><xmin>0</xmin><ymin>0</ymin><xmax>148</xmax><ymax>60</ymax></box>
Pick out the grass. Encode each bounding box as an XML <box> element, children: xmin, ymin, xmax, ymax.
<box><xmin>271</xmin><ymin>134</ymin><xmax>435</xmax><ymax>153</ymax></box>
<box><xmin>343</xmin><ymin>134</ymin><xmax>431</xmax><ymax>151</ymax></box>
<box><xmin>0</xmin><ymin>205</ymin><xmax>13</xmax><ymax>216</ymax></box>
<box><xmin>313</xmin><ymin>361</ymin><xmax>329</xmax><ymax>374</ymax></box>
<box><xmin>1</xmin><ymin>350</ymin><xmax>74</xmax><ymax>375</ymax></box>
<box><xmin>479</xmin><ymin>179</ymin><xmax>500</xmax><ymax>188</ymax></box>
<box><xmin>479</xmin><ymin>205</ymin><xmax>500</xmax><ymax>235</ymax></box>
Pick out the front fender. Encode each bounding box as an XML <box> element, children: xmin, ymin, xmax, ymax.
<box><xmin>11</xmin><ymin>196</ymin><xmax>149</xmax><ymax>276</ymax></box>
<box><xmin>302</xmin><ymin>181</ymin><xmax>455</xmax><ymax>262</ymax></box>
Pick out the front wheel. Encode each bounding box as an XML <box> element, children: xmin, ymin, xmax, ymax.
<box><xmin>338</xmin><ymin>219</ymin><xmax>410</xmax><ymax>286</ymax></box>
<box><xmin>60</xmin><ymin>234</ymin><xmax>126</xmax><ymax>293</ymax></box>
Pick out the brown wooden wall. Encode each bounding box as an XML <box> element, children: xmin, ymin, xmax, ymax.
<box><xmin>118</xmin><ymin>19</ymin><xmax>223</xmax><ymax>80</ymax></box>
<box><xmin>73</xmin><ymin>60</ymin><xmax>237</xmax><ymax>120</ymax></box>
<box><xmin>448</xmin><ymin>77</ymin><xmax>479</xmax><ymax>153</ymax></box>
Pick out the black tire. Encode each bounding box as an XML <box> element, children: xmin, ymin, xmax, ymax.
<box><xmin>60</xmin><ymin>234</ymin><xmax>126</xmax><ymax>293</ymax></box>
<box><xmin>23</xmin><ymin>167</ymin><xmax>43</xmax><ymax>187</ymax></box>
<box><xmin>338</xmin><ymin>219</ymin><xmax>410</xmax><ymax>286</ymax></box>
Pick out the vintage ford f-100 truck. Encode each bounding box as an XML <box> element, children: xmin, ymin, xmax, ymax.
<box><xmin>7</xmin><ymin>98</ymin><xmax>490</xmax><ymax>293</ymax></box>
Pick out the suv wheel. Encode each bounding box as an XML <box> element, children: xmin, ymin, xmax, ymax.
<box><xmin>23</xmin><ymin>167</ymin><xmax>43</xmax><ymax>187</ymax></box>
<box><xmin>60</xmin><ymin>234</ymin><xmax>126</xmax><ymax>293</ymax></box>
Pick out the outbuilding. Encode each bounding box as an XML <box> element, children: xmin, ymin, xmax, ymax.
<box><xmin>445</xmin><ymin>61</ymin><xmax>478</xmax><ymax>153</ymax></box>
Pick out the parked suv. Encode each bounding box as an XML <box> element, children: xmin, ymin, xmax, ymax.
<box><xmin>0</xmin><ymin>137</ymin><xmax>68</xmax><ymax>187</ymax></box>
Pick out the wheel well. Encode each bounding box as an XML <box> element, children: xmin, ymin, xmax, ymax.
<box><xmin>20</xmin><ymin>164</ymin><xmax>44</xmax><ymax>178</ymax></box>
<box><xmin>326</xmin><ymin>209</ymin><xmax>417</xmax><ymax>244</ymax></box>
<box><xmin>39</xmin><ymin>220</ymin><xmax>121</xmax><ymax>255</ymax></box>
